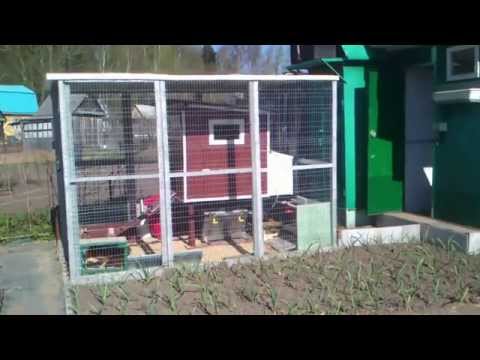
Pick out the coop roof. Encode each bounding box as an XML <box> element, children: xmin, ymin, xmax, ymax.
<box><xmin>0</xmin><ymin>85</ymin><xmax>38</xmax><ymax>116</ymax></box>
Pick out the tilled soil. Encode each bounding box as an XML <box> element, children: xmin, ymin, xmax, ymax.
<box><xmin>73</xmin><ymin>243</ymin><xmax>480</xmax><ymax>315</ymax></box>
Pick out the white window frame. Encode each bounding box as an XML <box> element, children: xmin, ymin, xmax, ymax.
<box><xmin>447</xmin><ymin>45</ymin><xmax>480</xmax><ymax>82</ymax></box>
<box><xmin>208</xmin><ymin>118</ymin><xmax>245</xmax><ymax>146</ymax></box>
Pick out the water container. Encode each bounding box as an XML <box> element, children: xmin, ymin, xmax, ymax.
<box><xmin>144</xmin><ymin>195</ymin><xmax>162</xmax><ymax>239</ymax></box>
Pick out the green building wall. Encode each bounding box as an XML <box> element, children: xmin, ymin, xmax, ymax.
<box><xmin>343</xmin><ymin>66</ymin><xmax>367</xmax><ymax>214</ymax></box>
<box><xmin>291</xmin><ymin>45</ymin><xmax>480</xmax><ymax>229</ymax></box>
<box><xmin>434</xmin><ymin>105</ymin><xmax>480</xmax><ymax>227</ymax></box>
<box><xmin>432</xmin><ymin>46</ymin><xmax>480</xmax><ymax>227</ymax></box>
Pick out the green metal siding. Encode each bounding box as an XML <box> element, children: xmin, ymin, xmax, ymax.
<box><xmin>343</xmin><ymin>66</ymin><xmax>367</xmax><ymax>211</ymax></box>
<box><xmin>289</xmin><ymin>46</ymin><xmax>435</xmax><ymax>220</ymax></box>
<box><xmin>367</xmin><ymin>66</ymin><xmax>405</xmax><ymax>215</ymax></box>
<box><xmin>434</xmin><ymin>105</ymin><xmax>480</xmax><ymax>227</ymax></box>
<box><xmin>341</xmin><ymin>46</ymin><xmax>370</xmax><ymax>61</ymax></box>
<box><xmin>432</xmin><ymin>45</ymin><xmax>480</xmax><ymax>227</ymax></box>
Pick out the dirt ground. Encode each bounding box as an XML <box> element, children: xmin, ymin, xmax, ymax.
<box><xmin>0</xmin><ymin>151</ymin><xmax>55</xmax><ymax>214</ymax></box>
<box><xmin>71</xmin><ymin>243</ymin><xmax>480</xmax><ymax>315</ymax></box>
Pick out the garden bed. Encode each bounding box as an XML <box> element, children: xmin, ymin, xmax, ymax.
<box><xmin>70</xmin><ymin>242</ymin><xmax>480</xmax><ymax>315</ymax></box>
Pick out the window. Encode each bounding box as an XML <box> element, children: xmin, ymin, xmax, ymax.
<box><xmin>208</xmin><ymin>119</ymin><xmax>245</xmax><ymax>145</ymax></box>
<box><xmin>447</xmin><ymin>45</ymin><xmax>480</xmax><ymax>81</ymax></box>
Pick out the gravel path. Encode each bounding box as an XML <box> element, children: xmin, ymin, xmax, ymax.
<box><xmin>0</xmin><ymin>241</ymin><xmax>65</xmax><ymax>315</ymax></box>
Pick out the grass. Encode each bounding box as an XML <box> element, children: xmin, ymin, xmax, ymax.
<box><xmin>0</xmin><ymin>210</ymin><xmax>54</xmax><ymax>244</ymax></box>
<box><xmin>73</xmin><ymin>242</ymin><xmax>480</xmax><ymax>315</ymax></box>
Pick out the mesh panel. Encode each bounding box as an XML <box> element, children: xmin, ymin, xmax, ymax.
<box><xmin>165</xmin><ymin>81</ymin><xmax>255</xmax><ymax>263</ymax></box>
<box><xmin>56</xmin><ymin>77</ymin><xmax>336</xmax><ymax>281</ymax></box>
<box><xmin>69</xmin><ymin>82</ymin><xmax>158</xmax><ymax>178</ymax></box>
<box><xmin>259</xmin><ymin>81</ymin><xmax>334</xmax><ymax>254</ymax></box>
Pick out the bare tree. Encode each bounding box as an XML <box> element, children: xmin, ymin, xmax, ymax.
<box><xmin>202</xmin><ymin>45</ymin><xmax>217</xmax><ymax>73</ymax></box>
<box><xmin>216</xmin><ymin>45</ymin><xmax>265</xmax><ymax>74</ymax></box>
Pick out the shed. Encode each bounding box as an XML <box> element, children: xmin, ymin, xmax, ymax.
<box><xmin>289</xmin><ymin>45</ymin><xmax>480</xmax><ymax>230</ymax></box>
<box><xmin>20</xmin><ymin>94</ymin><xmax>107</xmax><ymax>151</ymax></box>
<box><xmin>0</xmin><ymin>85</ymin><xmax>38</xmax><ymax>116</ymax></box>
<box><xmin>0</xmin><ymin>85</ymin><xmax>39</xmax><ymax>151</ymax></box>
<box><xmin>133</xmin><ymin>101</ymin><xmax>274</xmax><ymax>202</ymax></box>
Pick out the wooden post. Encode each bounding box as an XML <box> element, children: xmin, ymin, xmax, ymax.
<box><xmin>249</xmin><ymin>81</ymin><xmax>264</xmax><ymax>258</ymax></box>
<box><xmin>188</xmin><ymin>203</ymin><xmax>196</xmax><ymax>247</ymax></box>
<box><xmin>155</xmin><ymin>81</ymin><xmax>174</xmax><ymax>267</ymax></box>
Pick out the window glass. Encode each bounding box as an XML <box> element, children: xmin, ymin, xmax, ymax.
<box><xmin>447</xmin><ymin>46</ymin><xmax>479</xmax><ymax>81</ymax></box>
<box><xmin>451</xmin><ymin>47</ymin><xmax>475</xmax><ymax>76</ymax></box>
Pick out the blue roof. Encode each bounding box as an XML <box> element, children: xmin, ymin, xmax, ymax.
<box><xmin>0</xmin><ymin>85</ymin><xmax>39</xmax><ymax>115</ymax></box>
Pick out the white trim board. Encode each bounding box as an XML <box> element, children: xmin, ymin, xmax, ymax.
<box><xmin>46</xmin><ymin>73</ymin><xmax>340</xmax><ymax>82</ymax></box>
<box><xmin>433</xmin><ymin>88</ymin><xmax>480</xmax><ymax>104</ymax></box>
<box><xmin>208</xmin><ymin>118</ymin><xmax>245</xmax><ymax>146</ymax></box>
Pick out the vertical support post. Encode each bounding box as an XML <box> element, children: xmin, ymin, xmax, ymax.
<box><xmin>331</xmin><ymin>81</ymin><xmax>338</xmax><ymax>247</ymax></box>
<box><xmin>249</xmin><ymin>81</ymin><xmax>264</xmax><ymax>258</ymax></box>
<box><xmin>58</xmin><ymin>81</ymin><xmax>80</xmax><ymax>280</ymax></box>
<box><xmin>122</xmin><ymin>93</ymin><xmax>136</xmax><ymax>220</ymax></box>
<box><xmin>188</xmin><ymin>204</ymin><xmax>196</xmax><ymax>247</ymax></box>
<box><xmin>155</xmin><ymin>81</ymin><xmax>174</xmax><ymax>267</ymax></box>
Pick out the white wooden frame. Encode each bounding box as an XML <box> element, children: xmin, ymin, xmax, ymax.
<box><xmin>47</xmin><ymin>74</ymin><xmax>339</xmax><ymax>82</ymax></box>
<box><xmin>58</xmin><ymin>81</ymin><xmax>81</xmax><ymax>280</ymax></box>
<box><xmin>446</xmin><ymin>45</ymin><xmax>480</xmax><ymax>82</ymax></box>
<box><xmin>154</xmin><ymin>81</ymin><xmax>174</xmax><ymax>267</ymax></box>
<box><xmin>249</xmin><ymin>81</ymin><xmax>264</xmax><ymax>257</ymax></box>
<box><xmin>208</xmin><ymin>118</ymin><xmax>245</xmax><ymax>146</ymax></box>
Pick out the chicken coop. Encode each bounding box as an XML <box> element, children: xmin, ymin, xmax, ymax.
<box><xmin>48</xmin><ymin>74</ymin><xmax>338</xmax><ymax>283</ymax></box>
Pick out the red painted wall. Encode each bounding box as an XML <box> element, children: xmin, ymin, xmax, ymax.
<box><xmin>185</xmin><ymin>110</ymin><xmax>269</xmax><ymax>201</ymax></box>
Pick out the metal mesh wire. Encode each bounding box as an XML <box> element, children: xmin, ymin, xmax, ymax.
<box><xmin>69</xmin><ymin>82</ymin><xmax>158</xmax><ymax>178</ymax></box>
<box><xmin>259</xmin><ymin>81</ymin><xmax>333</xmax><ymax>163</ymax></box>
<box><xmin>259</xmin><ymin>81</ymin><xmax>334</xmax><ymax>253</ymax></box>
<box><xmin>165</xmin><ymin>81</ymin><xmax>254</xmax><ymax>262</ymax></box>
<box><xmin>55</xmin><ymin>77</ymin><xmax>336</xmax><ymax>280</ymax></box>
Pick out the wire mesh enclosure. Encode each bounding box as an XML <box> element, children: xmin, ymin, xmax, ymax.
<box><xmin>48</xmin><ymin>74</ymin><xmax>338</xmax><ymax>283</ymax></box>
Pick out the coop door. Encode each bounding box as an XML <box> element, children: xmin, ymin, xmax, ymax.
<box><xmin>367</xmin><ymin>68</ymin><xmax>404</xmax><ymax>215</ymax></box>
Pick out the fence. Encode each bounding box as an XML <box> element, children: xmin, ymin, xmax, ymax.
<box><xmin>49</xmin><ymin>74</ymin><xmax>338</xmax><ymax>283</ymax></box>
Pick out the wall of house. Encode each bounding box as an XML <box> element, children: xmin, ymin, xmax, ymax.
<box><xmin>434</xmin><ymin>46</ymin><xmax>480</xmax><ymax>90</ymax></box>
<box><xmin>434</xmin><ymin>104</ymin><xmax>480</xmax><ymax>227</ymax></box>
<box><xmin>185</xmin><ymin>110</ymin><xmax>269</xmax><ymax>201</ymax></box>
<box><xmin>343</xmin><ymin>66</ymin><xmax>367</xmax><ymax>214</ymax></box>
<box><xmin>297</xmin><ymin>46</ymin><xmax>434</xmax><ymax>226</ymax></box>
<box><xmin>432</xmin><ymin>45</ymin><xmax>480</xmax><ymax>227</ymax></box>
<box><xmin>404</xmin><ymin>66</ymin><xmax>435</xmax><ymax>215</ymax></box>
<box><xmin>366</xmin><ymin>62</ymin><xmax>406</xmax><ymax>215</ymax></box>
<box><xmin>312</xmin><ymin>58</ymin><xmax>405</xmax><ymax>225</ymax></box>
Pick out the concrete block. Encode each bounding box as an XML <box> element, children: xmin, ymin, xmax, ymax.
<box><xmin>338</xmin><ymin>224</ymin><xmax>421</xmax><ymax>248</ymax></box>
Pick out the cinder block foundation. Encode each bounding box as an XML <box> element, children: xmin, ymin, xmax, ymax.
<box><xmin>374</xmin><ymin>213</ymin><xmax>480</xmax><ymax>255</ymax></box>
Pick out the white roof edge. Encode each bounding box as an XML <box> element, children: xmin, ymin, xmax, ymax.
<box><xmin>433</xmin><ymin>88</ymin><xmax>480</xmax><ymax>104</ymax></box>
<box><xmin>46</xmin><ymin>73</ymin><xmax>340</xmax><ymax>82</ymax></box>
